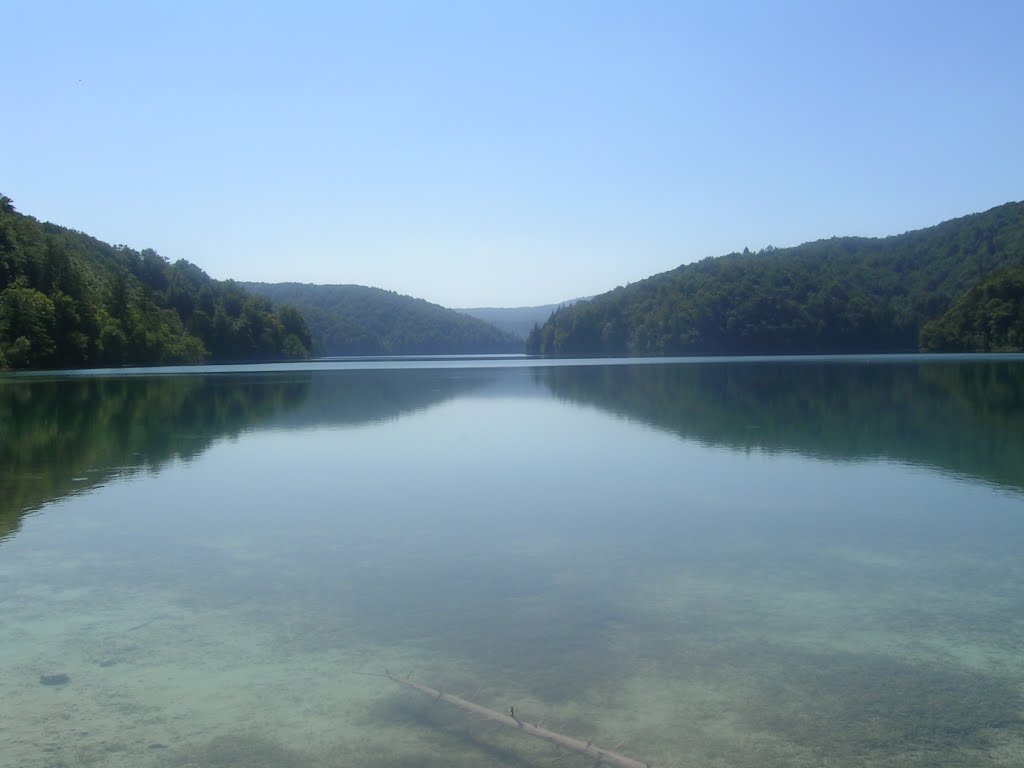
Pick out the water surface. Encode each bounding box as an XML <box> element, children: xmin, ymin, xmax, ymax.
<box><xmin>1</xmin><ymin>356</ymin><xmax>1023</xmax><ymax>768</ymax></box>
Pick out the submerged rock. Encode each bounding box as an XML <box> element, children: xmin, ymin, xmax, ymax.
<box><xmin>39</xmin><ymin>673</ymin><xmax>70</xmax><ymax>686</ymax></box>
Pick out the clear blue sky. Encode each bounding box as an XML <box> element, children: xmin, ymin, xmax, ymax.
<box><xmin>3</xmin><ymin>1</ymin><xmax>1022</xmax><ymax>308</ymax></box>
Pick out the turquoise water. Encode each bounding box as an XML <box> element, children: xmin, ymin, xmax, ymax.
<box><xmin>1</xmin><ymin>357</ymin><xmax>1023</xmax><ymax>767</ymax></box>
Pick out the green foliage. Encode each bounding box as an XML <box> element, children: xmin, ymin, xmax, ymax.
<box><xmin>0</xmin><ymin>284</ymin><xmax>57</xmax><ymax>366</ymax></box>
<box><xmin>527</xmin><ymin>201</ymin><xmax>1024</xmax><ymax>356</ymax></box>
<box><xmin>243</xmin><ymin>282</ymin><xmax>520</xmax><ymax>355</ymax></box>
<box><xmin>0</xmin><ymin>196</ymin><xmax>312</xmax><ymax>369</ymax></box>
<box><xmin>920</xmin><ymin>264</ymin><xmax>1024</xmax><ymax>351</ymax></box>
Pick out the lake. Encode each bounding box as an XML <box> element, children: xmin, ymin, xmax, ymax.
<box><xmin>1</xmin><ymin>355</ymin><xmax>1023</xmax><ymax>768</ymax></box>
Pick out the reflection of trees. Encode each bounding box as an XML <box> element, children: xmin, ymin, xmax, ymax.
<box><xmin>0</xmin><ymin>368</ymin><xmax>494</xmax><ymax>542</ymax></box>
<box><xmin>534</xmin><ymin>360</ymin><xmax>1024</xmax><ymax>493</ymax></box>
<box><xmin>0</xmin><ymin>374</ymin><xmax>310</xmax><ymax>540</ymax></box>
<box><xmin>262</xmin><ymin>368</ymin><xmax>498</xmax><ymax>429</ymax></box>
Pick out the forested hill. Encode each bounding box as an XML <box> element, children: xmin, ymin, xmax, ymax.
<box><xmin>920</xmin><ymin>264</ymin><xmax>1024</xmax><ymax>352</ymax></box>
<box><xmin>243</xmin><ymin>282</ymin><xmax>520</xmax><ymax>355</ymax></box>
<box><xmin>0</xmin><ymin>196</ymin><xmax>312</xmax><ymax>370</ymax></box>
<box><xmin>527</xmin><ymin>202</ymin><xmax>1024</xmax><ymax>356</ymax></box>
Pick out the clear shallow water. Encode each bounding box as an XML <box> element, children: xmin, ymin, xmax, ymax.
<box><xmin>1</xmin><ymin>357</ymin><xmax>1023</xmax><ymax>768</ymax></box>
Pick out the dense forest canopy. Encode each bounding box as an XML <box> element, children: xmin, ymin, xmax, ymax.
<box><xmin>527</xmin><ymin>202</ymin><xmax>1024</xmax><ymax>356</ymax></box>
<box><xmin>243</xmin><ymin>282</ymin><xmax>520</xmax><ymax>356</ymax></box>
<box><xmin>920</xmin><ymin>264</ymin><xmax>1024</xmax><ymax>352</ymax></box>
<box><xmin>0</xmin><ymin>195</ymin><xmax>312</xmax><ymax>370</ymax></box>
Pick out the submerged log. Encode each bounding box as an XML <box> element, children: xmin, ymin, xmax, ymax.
<box><xmin>387</xmin><ymin>672</ymin><xmax>651</xmax><ymax>768</ymax></box>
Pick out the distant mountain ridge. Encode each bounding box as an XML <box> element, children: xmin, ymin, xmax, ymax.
<box><xmin>457</xmin><ymin>298</ymin><xmax>588</xmax><ymax>340</ymax></box>
<box><xmin>527</xmin><ymin>201</ymin><xmax>1024</xmax><ymax>356</ymax></box>
<box><xmin>243</xmin><ymin>282</ymin><xmax>520</xmax><ymax>356</ymax></box>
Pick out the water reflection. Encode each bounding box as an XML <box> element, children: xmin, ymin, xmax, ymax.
<box><xmin>4</xmin><ymin>359</ymin><xmax>1023</xmax><ymax>544</ymax></box>
<box><xmin>534</xmin><ymin>359</ymin><xmax>1024</xmax><ymax>493</ymax></box>
<box><xmin>0</xmin><ymin>368</ymin><xmax>500</xmax><ymax>541</ymax></box>
<box><xmin>2</xmin><ymin>358</ymin><xmax>1024</xmax><ymax>768</ymax></box>
<box><xmin>0</xmin><ymin>374</ymin><xmax>305</xmax><ymax>540</ymax></box>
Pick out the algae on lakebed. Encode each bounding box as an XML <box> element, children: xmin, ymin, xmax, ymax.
<box><xmin>741</xmin><ymin>645</ymin><xmax>1024</xmax><ymax>761</ymax></box>
<box><xmin>159</xmin><ymin>733</ymin><xmax>319</xmax><ymax>768</ymax></box>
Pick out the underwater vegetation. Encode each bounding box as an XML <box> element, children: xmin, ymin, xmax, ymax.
<box><xmin>740</xmin><ymin>645</ymin><xmax>1024</xmax><ymax>766</ymax></box>
<box><xmin>156</xmin><ymin>724</ymin><xmax>580</xmax><ymax>768</ymax></box>
<box><xmin>159</xmin><ymin>733</ymin><xmax>318</xmax><ymax>768</ymax></box>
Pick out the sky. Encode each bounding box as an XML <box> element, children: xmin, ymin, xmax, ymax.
<box><xmin>3</xmin><ymin>1</ymin><xmax>1022</xmax><ymax>308</ymax></box>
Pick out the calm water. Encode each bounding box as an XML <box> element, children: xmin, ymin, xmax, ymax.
<box><xmin>1</xmin><ymin>356</ymin><xmax>1023</xmax><ymax>768</ymax></box>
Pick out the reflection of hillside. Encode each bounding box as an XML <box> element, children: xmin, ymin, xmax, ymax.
<box><xmin>261</xmin><ymin>368</ymin><xmax>498</xmax><ymax>430</ymax></box>
<box><xmin>0</xmin><ymin>368</ymin><xmax>497</xmax><ymax>542</ymax></box>
<box><xmin>0</xmin><ymin>374</ymin><xmax>311</xmax><ymax>541</ymax></box>
<box><xmin>534</xmin><ymin>360</ymin><xmax>1024</xmax><ymax>493</ymax></box>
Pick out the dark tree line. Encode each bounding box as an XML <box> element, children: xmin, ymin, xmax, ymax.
<box><xmin>527</xmin><ymin>201</ymin><xmax>1024</xmax><ymax>356</ymax></box>
<box><xmin>243</xmin><ymin>282</ymin><xmax>520</xmax><ymax>356</ymax></box>
<box><xmin>0</xmin><ymin>196</ymin><xmax>312</xmax><ymax>369</ymax></box>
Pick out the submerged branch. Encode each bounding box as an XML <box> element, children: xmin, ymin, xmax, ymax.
<box><xmin>386</xmin><ymin>672</ymin><xmax>652</xmax><ymax>768</ymax></box>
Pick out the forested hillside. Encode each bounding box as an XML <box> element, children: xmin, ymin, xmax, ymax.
<box><xmin>243</xmin><ymin>282</ymin><xmax>520</xmax><ymax>355</ymax></box>
<box><xmin>527</xmin><ymin>202</ymin><xmax>1024</xmax><ymax>356</ymax></box>
<box><xmin>0</xmin><ymin>196</ymin><xmax>312</xmax><ymax>369</ymax></box>
<box><xmin>920</xmin><ymin>265</ymin><xmax>1024</xmax><ymax>352</ymax></box>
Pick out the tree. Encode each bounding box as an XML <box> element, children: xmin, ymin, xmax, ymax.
<box><xmin>0</xmin><ymin>201</ymin><xmax>317</xmax><ymax>368</ymax></box>
<box><xmin>528</xmin><ymin>202</ymin><xmax>1024</xmax><ymax>356</ymax></box>
<box><xmin>0</xmin><ymin>285</ymin><xmax>57</xmax><ymax>367</ymax></box>
<box><xmin>278</xmin><ymin>305</ymin><xmax>313</xmax><ymax>354</ymax></box>
<box><xmin>241</xmin><ymin>282</ymin><xmax>518</xmax><ymax>356</ymax></box>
